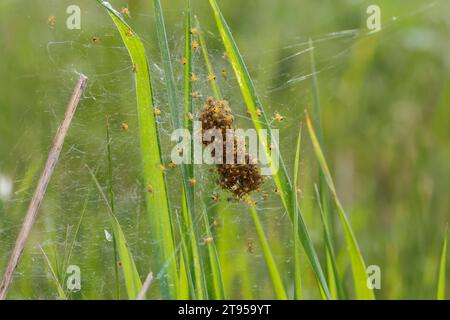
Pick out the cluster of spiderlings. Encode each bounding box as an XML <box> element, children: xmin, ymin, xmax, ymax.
<box><xmin>199</xmin><ymin>97</ymin><xmax>264</xmax><ymax>199</ymax></box>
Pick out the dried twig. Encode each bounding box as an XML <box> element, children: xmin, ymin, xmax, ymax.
<box><xmin>0</xmin><ymin>75</ymin><xmax>88</xmax><ymax>299</ymax></box>
<box><xmin>136</xmin><ymin>272</ymin><xmax>154</xmax><ymax>300</ymax></box>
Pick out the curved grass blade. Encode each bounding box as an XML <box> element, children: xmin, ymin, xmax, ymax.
<box><xmin>184</xmin><ymin>0</ymin><xmax>193</xmax><ymax>131</ymax></box>
<box><xmin>194</xmin><ymin>16</ymin><xmax>222</xmax><ymax>100</ymax></box>
<box><xmin>308</xmin><ymin>39</ymin><xmax>345</xmax><ymax>300</ymax></box>
<box><xmin>314</xmin><ymin>184</ymin><xmax>346</xmax><ymax>300</ymax></box>
<box><xmin>192</xmin><ymin>15</ymin><xmax>229</xmax><ymax>300</ymax></box>
<box><xmin>88</xmin><ymin>166</ymin><xmax>142</xmax><ymax>299</ymax></box>
<box><xmin>207</xmin><ymin>0</ymin><xmax>330</xmax><ymax>299</ymax></box>
<box><xmin>180</xmin><ymin>0</ymin><xmax>210</xmax><ymax>299</ymax></box>
<box><xmin>437</xmin><ymin>224</ymin><xmax>448</xmax><ymax>300</ymax></box>
<box><xmin>292</xmin><ymin>124</ymin><xmax>302</xmax><ymax>299</ymax></box>
<box><xmin>306</xmin><ymin>112</ymin><xmax>374</xmax><ymax>300</ymax></box>
<box><xmin>153</xmin><ymin>0</ymin><xmax>181</xmax><ymax>130</ymax></box>
<box><xmin>201</xmin><ymin>209</ymin><xmax>225</xmax><ymax>299</ymax></box>
<box><xmin>39</xmin><ymin>245</ymin><xmax>67</xmax><ymax>300</ymax></box>
<box><xmin>178</xmin><ymin>247</ymin><xmax>190</xmax><ymax>299</ymax></box>
<box><xmin>250</xmin><ymin>207</ymin><xmax>288</xmax><ymax>300</ymax></box>
<box><xmin>175</xmin><ymin>209</ymin><xmax>197</xmax><ymax>299</ymax></box>
<box><xmin>97</xmin><ymin>1</ymin><xmax>177</xmax><ymax>299</ymax></box>
<box><xmin>105</xmin><ymin>118</ymin><xmax>121</xmax><ymax>299</ymax></box>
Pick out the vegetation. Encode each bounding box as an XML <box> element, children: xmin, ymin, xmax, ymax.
<box><xmin>0</xmin><ymin>0</ymin><xmax>448</xmax><ymax>299</ymax></box>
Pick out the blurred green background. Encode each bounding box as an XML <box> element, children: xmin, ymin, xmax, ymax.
<box><xmin>0</xmin><ymin>0</ymin><xmax>449</xmax><ymax>299</ymax></box>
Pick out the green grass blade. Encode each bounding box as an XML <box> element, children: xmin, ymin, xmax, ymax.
<box><xmin>314</xmin><ymin>184</ymin><xmax>346</xmax><ymax>300</ymax></box>
<box><xmin>98</xmin><ymin>0</ymin><xmax>177</xmax><ymax>299</ymax></box>
<box><xmin>194</xmin><ymin>16</ymin><xmax>222</xmax><ymax>100</ymax></box>
<box><xmin>192</xmin><ymin>14</ymin><xmax>228</xmax><ymax>300</ymax></box>
<box><xmin>309</xmin><ymin>39</ymin><xmax>324</xmax><ymax>145</ymax></box>
<box><xmin>154</xmin><ymin>0</ymin><xmax>202</xmax><ymax>299</ymax></box>
<box><xmin>250</xmin><ymin>207</ymin><xmax>288</xmax><ymax>300</ymax></box>
<box><xmin>178</xmin><ymin>249</ymin><xmax>190</xmax><ymax>299</ymax></box>
<box><xmin>201</xmin><ymin>209</ymin><xmax>225</xmax><ymax>299</ymax></box>
<box><xmin>437</xmin><ymin>224</ymin><xmax>448</xmax><ymax>300</ymax></box>
<box><xmin>309</xmin><ymin>38</ymin><xmax>345</xmax><ymax>300</ymax></box>
<box><xmin>184</xmin><ymin>0</ymin><xmax>194</xmax><ymax>148</ymax></box>
<box><xmin>105</xmin><ymin>118</ymin><xmax>121</xmax><ymax>299</ymax></box>
<box><xmin>207</xmin><ymin>0</ymin><xmax>330</xmax><ymax>299</ymax></box>
<box><xmin>88</xmin><ymin>166</ymin><xmax>142</xmax><ymax>299</ymax></box>
<box><xmin>196</xmin><ymin>12</ymin><xmax>278</xmax><ymax>300</ymax></box>
<box><xmin>39</xmin><ymin>245</ymin><xmax>67</xmax><ymax>300</ymax></box>
<box><xmin>182</xmin><ymin>0</ymin><xmax>210</xmax><ymax>299</ymax></box>
<box><xmin>175</xmin><ymin>208</ymin><xmax>196</xmax><ymax>299</ymax></box>
<box><xmin>306</xmin><ymin>113</ymin><xmax>374</xmax><ymax>300</ymax></box>
<box><xmin>153</xmin><ymin>0</ymin><xmax>181</xmax><ymax>129</ymax></box>
<box><xmin>292</xmin><ymin>124</ymin><xmax>303</xmax><ymax>300</ymax></box>
<box><xmin>64</xmin><ymin>177</ymin><xmax>92</xmax><ymax>273</ymax></box>
<box><xmin>184</xmin><ymin>202</ymin><xmax>208</xmax><ymax>299</ymax></box>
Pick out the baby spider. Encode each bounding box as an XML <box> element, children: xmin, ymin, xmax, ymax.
<box><xmin>230</xmin><ymin>184</ymin><xmax>239</xmax><ymax>192</ymax></box>
<box><xmin>203</xmin><ymin>236</ymin><xmax>214</xmax><ymax>245</ymax></box>
<box><xmin>190</xmin><ymin>28</ymin><xmax>198</xmax><ymax>35</ymax></box>
<box><xmin>222</xmin><ymin>52</ymin><xmax>228</xmax><ymax>60</ymax></box>
<box><xmin>191</xmin><ymin>91</ymin><xmax>201</xmax><ymax>99</ymax></box>
<box><xmin>207</xmin><ymin>74</ymin><xmax>216</xmax><ymax>81</ymax></box>
<box><xmin>189</xmin><ymin>178</ymin><xmax>197</xmax><ymax>186</ymax></box>
<box><xmin>181</xmin><ymin>56</ymin><xmax>187</xmax><ymax>65</ymax></box>
<box><xmin>191</xmin><ymin>40</ymin><xmax>199</xmax><ymax>51</ymax></box>
<box><xmin>159</xmin><ymin>165</ymin><xmax>166</xmax><ymax>172</ymax></box>
<box><xmin>247</xmin><ymin>109</ymin><xmax>262</xmax><ymax>118</ymax></box>
<box><xmin>147</xmin><ymin>184</ymin><xmax>153</xmax><ymax>193</ymax></box>
<box><xmin>211</xmin><ymin>193</ymin><xmax>220</xmax><ymax>202</ymax></box>
<box><xmin>47</xmin><ymin>15</ymin><xmax>56</xmax><ymax>27</ymax></box>
<box><xmin>248</xmin><ymin>200</ymin><xmax>257</xmax><ymax>207</ymax></box>
<box><xmin>190</xmin><ymin>73</ymin><xmax>198</xmax><ymax>82</ymax></box>
<box><xmin>221</xmin><ymin>69</ymin><xmax>227</xmax><ymax>80</ymax></box>
<box><xmin>92</xmin><ymin>36</ymin><xmax>101</xmax><ymax>44</ymax></box>
<box><xmin>121</xmin><ymin>7</ymin><xmax>130</xmax><ymax>17</ymax></box>
<box><xmin>154</xmin><ymin>107</ymin><xmax>161</xmax><ymax>116</ymax></box>
<box><xmin>247</xmin><ymin>239</ymin><xmax>254</xmax><ymax>254</ymax></box>
<box><xmin>132</xmin><ymin>63</ymin><xmax>138</xmax><ymax>73</ymax></box>
<box><xmin>187</xmin><ymin>112</ymin><xmax>194</xmax><ymax>121</ymax></box>
<box><xmin>213</xmin><ymin>220</ymin><xmax>220</xmax><ymax>228</ymax></box>
<box><xmin>126</xmin><ymin>29</ymin><xmax>133</xmax><ymax>38</ymax></box>
<box><xmin>168</xmin><ymin>161</ymin><xmax>177</xmax><ymax>168</ymax></box>
<box><xmin>121</xmin><ymin>123</ymin><xmax>129</xmax><ymax>130</ymax></box>
<box><xmin>274</xmin><ymin>112</ymin><xmax>284</xmax><ymax>122</ymax></box>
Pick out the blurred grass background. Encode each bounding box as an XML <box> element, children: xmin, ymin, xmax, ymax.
<box><xmin>0</xmin><ymin>0</ymin><xmax>449</xmax><ymax>299</ymax></box>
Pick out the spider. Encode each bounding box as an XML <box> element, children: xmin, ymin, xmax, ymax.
<box><xmin>191</xmin><ymin>40</ymin><xmax>199</xmax><ymax>50</ymax></box>
<box><xmin>47</xmin><ymin>16</ymin><xmax>56</xmax><ymax>27</ymax></box>
<box><xmin>190</xmin><ymin>73</ymin><xmax>198</xmax><ymax>82</ymax></box>
<box><xmin>274</xmin><ymin>112</ymin><xmax>284</xmax><ymax>122</ymax></box>
<box><xmin>121</xmin><ymin>7</ymin><xmax>130</xmax><ymax>17</ymax></box>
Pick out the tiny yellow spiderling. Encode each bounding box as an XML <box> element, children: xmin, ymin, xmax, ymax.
<box><xmin>47</xmin><ymin>16</ymin><xmax>56</xmax><ymax>27</ymax></box>
<box><xmin>121</xmin><ymin>7</ymin><xmax>130</xmax><ymax>17</ymax></box>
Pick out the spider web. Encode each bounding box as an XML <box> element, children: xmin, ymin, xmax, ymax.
<box><xmin>0</xmin><ymin>0</ymin><xmax>442</xmax><ymax>299</ymax></box>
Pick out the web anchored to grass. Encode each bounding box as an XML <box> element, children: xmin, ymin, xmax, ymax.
<box><xmin>2</xmin><ymin>0</ymin><xmax>446</xmax><ymax>300</ymax></box>
<box><xmin>90</xmin><ymin>0</ymin><xmax>377</xmax><ymax>300</ymax></box>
